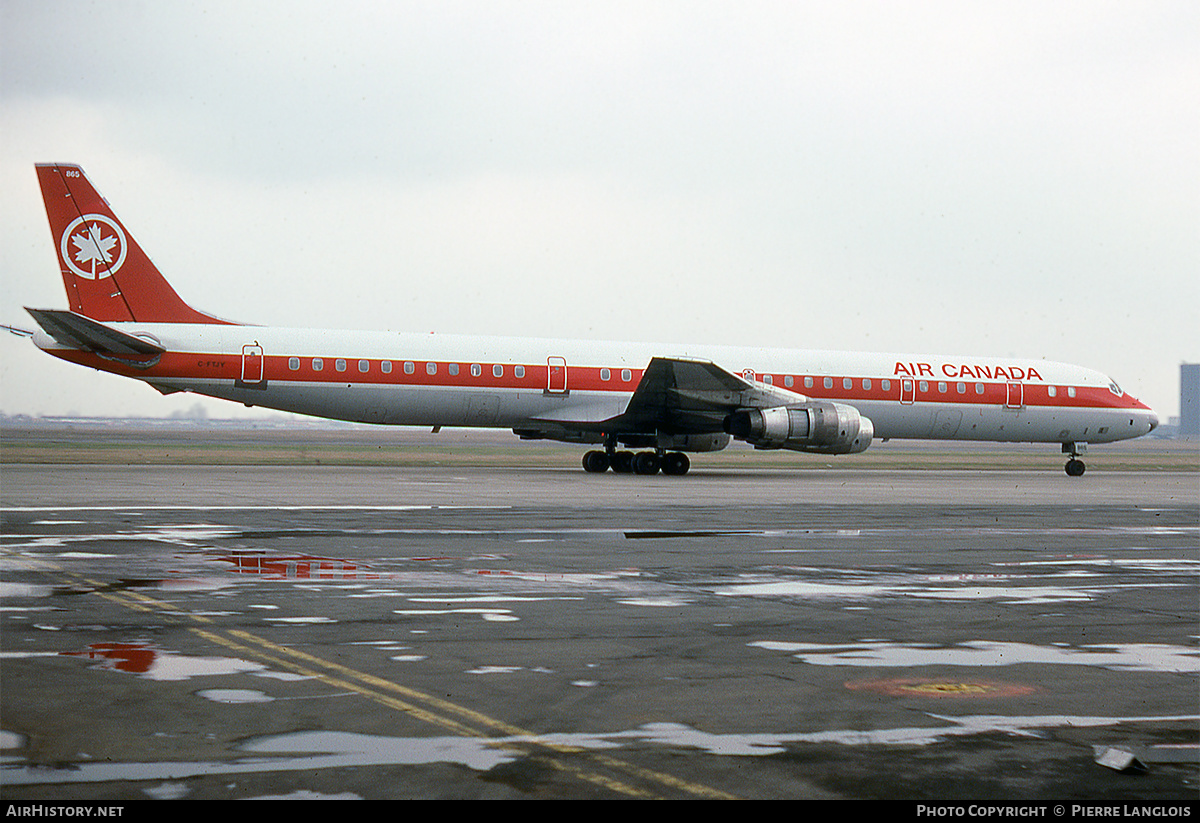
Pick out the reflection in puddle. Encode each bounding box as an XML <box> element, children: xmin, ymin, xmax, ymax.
<box><xmin>216</xmin><ymin>553</ymin><xmax>381</xmax><ymax>580</ymax></box>
<box><xmin>198</xmin><ymin>689</ymin><xmax>273</xmax><ymax>704</ymax></box>
<box><xmin>5</xmin><ymin>713</ymin><xmax>1196</xmax><ymax>788</ymax></box>
<box><xmin>750</xmin><ymin>639</ymin><xmax>1200</xmax><ymax>673</ymax></box>
<box><xmin>617</xmin><ymin>597</ymin><xmax>692</xmax><ymax>607</ymax></box>
<box><xmin>715</xmin><ymin>558</ymin><xmax>1196</xmax><ymax>605</ymax></box>
<box><xmin>535</xmin><ymin>715</ymin><xmax>1200</xmax><ymax>754</ymax></box>
<box><xmin>0</xmin><ymin>583</ymin><xmax>55</xmax><ymax>598</ymax></box>
<box><xmin>394</xmin><ymin>608</ymin><xmax>519</xmax><ymax>622</ymax></box>
<box><xmin>0</xmin><ymin>730</ymin><xmax>516</xmax><ymax>787</ymax></box>
<box><xmin>144</xmin><ymin>782</ymin><xmax>191</xmax><ymax>800</ymax></box>
<box><xmin>466</xmin><ymin>665</ymin><xmax>525</xmax><ymax>675</ymax></box>
<box><xmin>62</xmin><ymin>641</ymin><xmax>268</xmax><ymax>680</ymax></box>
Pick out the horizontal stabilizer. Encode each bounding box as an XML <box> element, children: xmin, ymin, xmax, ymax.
<box><xmin>26</xmin><ymin>308</ymin><xmax>165</xmax><ymax>355</ymax></box>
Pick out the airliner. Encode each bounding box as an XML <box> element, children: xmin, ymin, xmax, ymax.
<box><xmin>12</xmin><ymin>163</ymin><xmax>1159</xmax><ymax>476</ymax></box>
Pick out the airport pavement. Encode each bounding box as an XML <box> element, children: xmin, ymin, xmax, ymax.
<box><xmin>1</xmin><ymin>464</ymin><xmax>1197</xmax><ymax>800</ymax></box>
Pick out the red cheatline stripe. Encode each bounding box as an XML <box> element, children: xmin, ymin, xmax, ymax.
<box><xmin>49</xmin><ymin>349</ymin><xmax>1145</xmax><ymax>411</ymax></box>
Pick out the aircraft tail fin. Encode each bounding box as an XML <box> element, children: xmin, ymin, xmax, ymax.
<box><xmin>35</xmin><ymin>163</ymin><xmax>228</xmax><ymax>324</ymax></box>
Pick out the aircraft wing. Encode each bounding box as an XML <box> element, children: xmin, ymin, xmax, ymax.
<box><xmin>519</xmin><ymin>357</ymin><xmax>807</xmax><ymax>441</ymax></box>
<box><xmin>608</xmin><ymin>356</ymin><xmax>809</xmax><ymax>434</ymax></box>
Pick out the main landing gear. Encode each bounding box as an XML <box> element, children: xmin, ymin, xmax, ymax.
<box><xmin>582</xmin><ymin>448</ymin><xmax>690</xmax><ymax>476</ymax></box>
<box><xmin>1062</xmin><ymin>442</ymin><xmax>1087</xmax><ymax>477</ymax></box>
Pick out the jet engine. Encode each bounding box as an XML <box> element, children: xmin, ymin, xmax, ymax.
<box><xmin>724</xmin><ymin>402</ymin><xmax>873</xmax><ymax>455</ymax></box>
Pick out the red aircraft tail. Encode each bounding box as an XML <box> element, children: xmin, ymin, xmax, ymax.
<box><xmin>35</xmin><ymin>163</ymin><xmax>227</xmax><ymax>324</ymax></box>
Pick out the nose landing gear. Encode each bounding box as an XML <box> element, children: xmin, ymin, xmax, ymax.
<box><xmin>1062</xmin><ymin>442</ymin><xmax>1087</xmax><ymax>477</ymax></box>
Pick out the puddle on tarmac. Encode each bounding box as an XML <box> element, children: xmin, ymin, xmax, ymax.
<box><xmin>394</xmin><ymin>607</ymin><xmax>519</xmax><ymax>622</ymax></box>
<box><xmin>197</xmin><ymin>689</ymin><xmax>274</xmax><ymax>704</ymax></box>
<box><xmin>0</xmin><ymin>729</ymin><xmax>513</xmax><ymax>787</ymax></box>
<box><xmin>4</xmin><ymin>712</ymin><xmax>1196</xmax><ymax>788</ymax></box>
<box><xmin>616</xmin><ymin>597</ymin><xmax>693</xmax><ymax>607</ymax></box>
<box><xmin>714</xmin><ymin>558</ymin><xmax>1196</xmax><ymax>605</ymax></box>
<box><xmin>215</xmin><ymin>552</ymin><xmax>382</xmax><ymax>580</ymax></box>
<box><xmin>749</xmin><ymin>639</ymin><xmax>1200</xmax><ymax>673</ymax></box>
<box><xmin>0</xmin><ymin>583</ymin><xmax>55</xmax><ymax>598</ymax></box>
<box><xmin>61</xmin><ymin>641</ymin><xmax>269</xmax><ymax>680</ymax></box>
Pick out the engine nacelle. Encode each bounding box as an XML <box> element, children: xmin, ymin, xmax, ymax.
<box><xmin>724</xmin><ymin>402</ymin><xmax>873</xmax><ymax>455</ymax></box>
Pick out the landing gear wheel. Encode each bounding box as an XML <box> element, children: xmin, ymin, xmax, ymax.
<box><xmin>632</xmin><ymin>451</ymin><xmax>661</xmax><ymax>475</ymax></box>
<box><xmin>662</xmin><ymin>452</ymin><xmax>690</xmax><ymax>476</ymax></box>
<box><xmin>582</xmin><ymin>450</ymin><xmax>610</xmax><ymax>473</ymax></box>
<box><xmin>1065</xmin><ymin>458</ymin><xmax>1086</xmax><ymax>477</ymax></box>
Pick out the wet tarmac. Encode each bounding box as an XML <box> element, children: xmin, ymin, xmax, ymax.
<box><xmin>1</xmin><ymin>465</ymin><xmax>1197</xmax><ymax>800</ymax></box>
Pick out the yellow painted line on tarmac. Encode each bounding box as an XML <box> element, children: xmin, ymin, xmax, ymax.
<box><xmin>230</xmin><ymin>629</ymin><xmax>532</xmax><ymax>737</ymax></box>
<box><xmin>191</xmin><ymin>628</ymin><xmax>487</xmax><ymax>739</ymax></box>
<box><xmin>59</xmin><ymin>569</ymin><xmax>733</xmax><ymax>798</ymax></box>
<box><xmin>227</xmin><ymin>629</ymin><xmax>737</xmax><ymax>800</ymax></box>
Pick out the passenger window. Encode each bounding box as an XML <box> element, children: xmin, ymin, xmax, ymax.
<box><xmin>843</xmin><ymin>378</ymin><xmax>852</xmax><ymax>390</ymax></box>
<box><xmin>288</xmin><ymin>357</ymin><xmax>300</xmax><ymax>371</ymax></box>
<box><xmin>764</xmin><ymin>374</ymin><xmax>773</xmax><ymax>385</ymax></box>
<box><xmin>824</xmin><ymin>377</ymin><xmax>833</xmax><ymax>389</ymax></box>
<box><xmin>938</xmin><ymin>382</ymin><xmax>947</xmax><ymax>393</ymax></box>
<box><xmin>312</xmin><ymin>358</ymin><xmax>323</xmax><ymax>371</ymax></box>
<box><xmin>515</xmin><ymin>365</ymin><xmax>525</xmax><ymax>379</ymax></box>
<box><xmin>358</xmin><ymin>359</ymin><xmax>370</xmax><ymax>373</ymax></box>
<box><xmin>600</xmin><ymin>368</ymin><xmax>611</xmax><ymax>381</ymax></box>
<box><xmin>1067</xmin><ymin>387</ymin><xmax>1076</xmax><ymax>398</ymax></box>
<box><xmin>493</xmin><ymin>364</ymin><xmax>503</xmax><ymax>378</ymax></box>
<box><xmin>975</xmin><ymin>383</ymin><xmax>984</xmax><ymax>394</ymax></box>
<box><xmin>381</xmin><ymin>360</ymin><xmax>392</xmax><ymax>374</ymax></box>
<box><xmin>957</xmin><ymin>382</ymin><xmax>966</xmax><ymax>394</ymax></box>
<box><xmin>1048</xmin><ymin>386</ymin><xmax>1057</xmax><ymax>397</ymax></box>
<box><xmin>621</xmin><ymin>369</ymin><xmax>632</xmax><ymax>382</ymax></box>
<box><xmin>335</xmin><ymin>359</ymin><xmax>347</xmax><ymax>372</ymax></box>
<box><xmin>881</xmin><ymin>379</ymin><xmax>891</xmax><ymax>392</ymax></box>
<box><xmin>919</xmin><ymin>381</ymin><xmax>928</xmax><ymax>392</ymax></box>
<box><xmin>448</xmin><ymin>363</ymin><xmax>459</xmax><ymax>376</ymax></box>
<box><xmin>784</xmin><ymin>375</ymin><xmax>793</xmax><ymax>388</ymax></box>
<box><xmin>404</xmin><ymin>361</ymin><xmax>415</xmax><ymax>374</ymax></box>
<box><xmin>804</xmin><ymin>377</ymin><xmax>813</xmax><ymax>389</ymax></box>
<box><xmin>427</xmin><ymin>362</ymin><xmax>437</xmax><ymax>375</ymax></box>
<box><xmin>471</xmin><ymin>364</ymin><xmax>482</xmax><ymax>377</ymax></box>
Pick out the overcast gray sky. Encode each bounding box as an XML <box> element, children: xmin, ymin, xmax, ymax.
<box><xmin>2</xmin><ymin>0</ymin><xmax>1197</xmax><ymax>420</ymax></box>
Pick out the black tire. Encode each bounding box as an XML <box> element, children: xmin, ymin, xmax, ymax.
<box><xmin>632</xmin><ymin>451</ymin><xmax>660</xmax><ymax>475</ymax></box>
<box><xmin>662</xmin><ymin>452</ymin><xmax>690</xmax><ymax>476</ymax></box>
<box><xmin>582</xmin><ymin>450</ymin><xmax>610</xmax><ymax>473</ymax></box>
<box><xmin>1065</xmin><ymin>459</ymin><xmax>1086</xmax><ymax>477</ymax></box>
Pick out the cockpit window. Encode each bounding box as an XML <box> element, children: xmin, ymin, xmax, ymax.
<box><xmin>1107</xmin><ymin>379</ymin><xmax>1123</xmax><ymax>396</ymax></box>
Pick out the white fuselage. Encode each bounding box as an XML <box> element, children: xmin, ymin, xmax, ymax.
<box><xmin>35</xmin><ymin>322</ymin><xmax>1160</xmax><ymax>446</ymax></box>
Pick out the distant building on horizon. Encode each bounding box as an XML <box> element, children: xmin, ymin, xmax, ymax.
<box><xmin>1181</xmin><ymin>363</ymin><xmax>1199</xmax><ymax>437</ymax></box>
